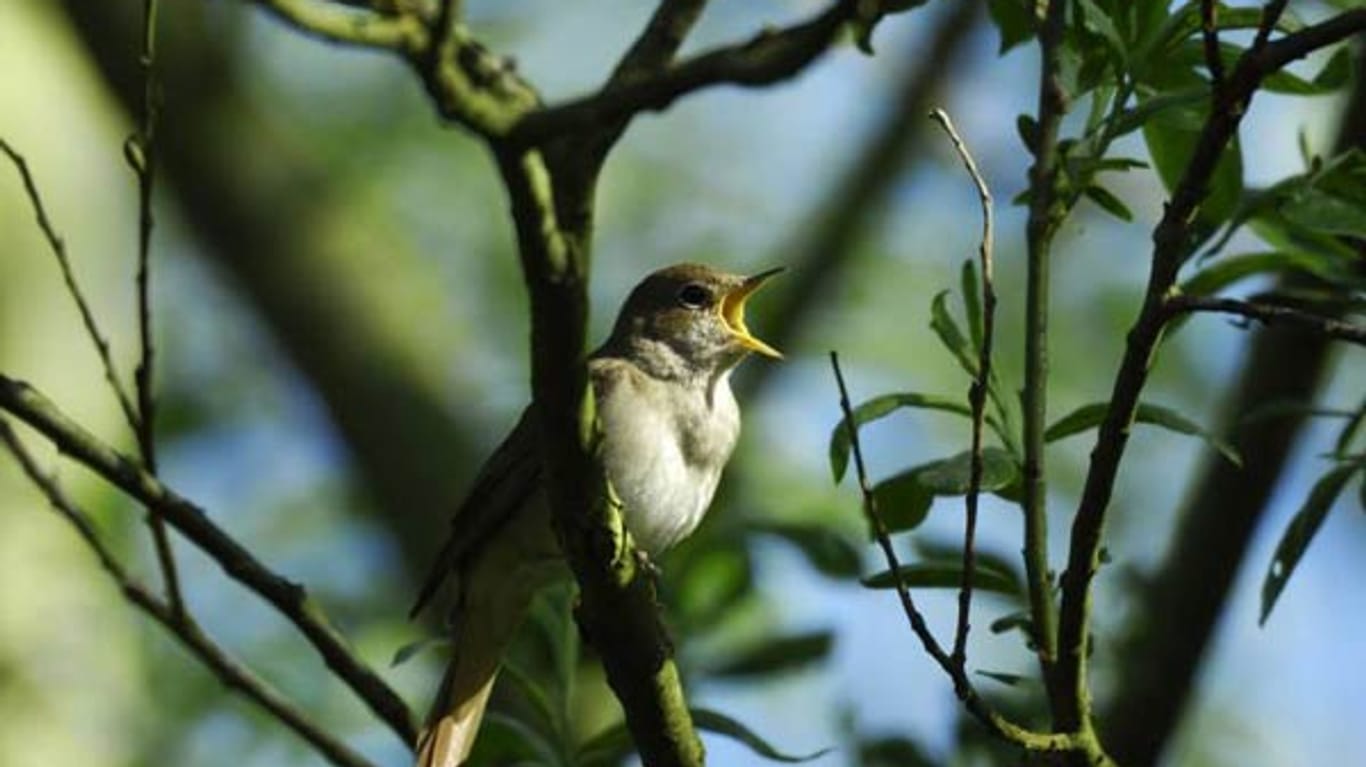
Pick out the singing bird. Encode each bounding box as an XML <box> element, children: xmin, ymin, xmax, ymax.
<box><xmin>411</xmin><ymin>263</ymin><xmax>783</xmax><ymax>767</ymax></box>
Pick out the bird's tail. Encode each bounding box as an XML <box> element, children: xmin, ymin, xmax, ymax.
<box><xmin>415</xmin><ymin>589</ymin><xmax>531</xmax><ymax>767</ymax></box>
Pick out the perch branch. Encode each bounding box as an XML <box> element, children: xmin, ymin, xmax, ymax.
<box><xmin>1164</xmin><ymin>295</ymin><xmax>1366</xmax><ymax>346</ymax></box>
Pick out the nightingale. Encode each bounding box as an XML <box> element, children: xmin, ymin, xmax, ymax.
<box><xmin>411</xmin><ymin>262</ymin><xmax>783</xmax><ymax>767</ymax></box>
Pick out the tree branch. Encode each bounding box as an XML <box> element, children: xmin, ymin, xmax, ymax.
<box><xmin>242</xmin><ymin>0</ymin><xmax>427</xmax><ymax>51</ymax></box>
<box><xmin>1053</xmin><ymin>0</ymin><xmax>1366</xmax><ymax>742</ymax></box>
<box><xmin>0</xmin><ymin>375</ymin><xmax>418</xmax><ymax>748</ymax></box>
<box><xmin>928</xmin><ymin>108</ymin><xmax>995</xmax><ymax>668</ymax></box>
<box><xmin>1165</xmin><ymin>295</ymin><xmax>1366</xmax><ymax>346</ymax></box>
<box><xmin>1022</xmin><ymin>0</ymin><xmax>1067</xmax><ymax>708</ymax></box>
<box><xmin>494</xmin><ymin>145</ymin><xmax>705</xmax><ymax>766</ymax></box>
<box><xmin>0</xmin><ymin>419</ymin><xmax>378</xmax><ymax>767</ymax></box>
<box><xmin>505</xmin><ymin>0</ymin><xmax>857</xmax><ymax>147</ymax></box>
<box><xmin>611</xmin><ymin>0</ymin><xmax>710</xmax><ymax>83</ymax></box>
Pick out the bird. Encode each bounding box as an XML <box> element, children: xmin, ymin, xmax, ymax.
<box><xmin>411</xmin><ymin>262</ymin><xmax>783</xmax><ymax>767</ymax></box>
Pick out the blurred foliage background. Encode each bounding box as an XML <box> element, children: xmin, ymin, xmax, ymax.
<box><xmin>2</xmin><ymin>1</ymin><xmax>1364</xmax><ymax>766</ymax></box>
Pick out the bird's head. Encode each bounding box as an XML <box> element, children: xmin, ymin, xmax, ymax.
<box><xmin>608</xmin><ymin>263</ymin><xmax>783</xmax><ymax>378</ymax></box>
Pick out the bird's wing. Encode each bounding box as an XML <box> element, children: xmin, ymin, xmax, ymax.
<box><xmin>410</xmin><ymin>406</ymin><xmax>542</xmax><ymax>618</ymax></box>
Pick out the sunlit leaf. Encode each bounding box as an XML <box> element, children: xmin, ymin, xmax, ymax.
<box><xmin>829</xmin><ymin>392</ymin><xmax>972</xmax><ymax>482</ymax></box>
<box><xmin>710</xmin><ymin>630</ymin><xmax>834</xmax><ymax>679</ymax></box>
<box><xmin>1045</xmin><ymin>401</ymin><xmax>1241</xmax><ymax>466</ymax></box>
<box><xmin>1260</xmin><ymin>463</ymin><xmax>1361</xmax><ymax>625</ymax></box>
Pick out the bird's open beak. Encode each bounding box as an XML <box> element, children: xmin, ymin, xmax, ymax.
<box><xmin>720</xmin><ymin>267</ymin><xmax>784</xmax><ymax>359</ymax></box>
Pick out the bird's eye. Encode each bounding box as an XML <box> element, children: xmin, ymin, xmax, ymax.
<box><xmin>677</xmin><ymin>283</ymin><xmax>712</xmax><ymax>309</ymax></box>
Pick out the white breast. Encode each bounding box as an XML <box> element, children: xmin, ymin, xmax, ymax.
<box><xmin>595</xmin><ymin>371</ymin><xmax>740</xmax><ymax>554</ymax></box>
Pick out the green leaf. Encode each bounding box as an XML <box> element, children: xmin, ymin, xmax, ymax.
<box><xmin>499</xmin><ymin>658</ymin><xmax>561</xmax><ymax>740</ymax></box>
<box><xmin>710</xmin><ymin>630</ymin><xmax>834</xmax><ymax>679</ymax></box>
<box><xmin>961</xmin><ymin>259</ymin><xmax>984</xmax><ymax>353</ymax></box>
<box><xmin>1108</xmin><ymin>86</ymin><xmax>1207</xmax><ymax>138</ymax></box>
<box><xmin>1084</xmin><ymin>184</ymin><xmax>1134</xmax><ymax>221</ymax></box>
<box><xmin>986</xmin><ymin>0</ymin><xmax>1036</xmax><ymax>53</ymax></box>
<box><xmin>1180</xmin><ymin>251</ymin><xmax>1343</xmax><ymax>298</ymax></box>
<box><xmin>1260</xmin><ymin>463</ymin><xmax>1361</xmax><ymax>625</ymax></box>
<box><xmin>861</xmin><ymin>562</ymin><xmax>1020</xmax><ymax>596</ymax></box>
<box><xmin>913</xmin><ymin>447</ymin><xmax>1021</xmax><ymax>496</ymax></box>
<box><xmin>930</xmin><ymin>290</ymin><xmax>978</xmax><ymax>377</ymax></box>
<box><xmin>692</xmin><ymin>708</ymin><xmax>833</xmax><ymax>763</ymax></box>
<box><xmin>829</xmin><ymin>392</ymin><xmax>972</xmax><ymax>482</ymax></box>
<box><xmin>674</xmin><ymin>541</ymin><xmax>754</xmax><ymax>629</ymax></box>
<box><xmin>1335</xmin><ymin>398</ymin><xmax>1366</xmax><ymax>456</ymax></box>
<box><xmin>751</xmin><ymin>522</ymin><xmax>862</xmax><ymax>578</ymax></box>
<box><xmin>1046</xmin><ymin>401</ymin><xmax>1241</xmax><ymax>466</ymax></box>
<box><xmin>470</xmin><ymin>712</ymin><xmax>561</xmax><ymax>766</ymax></box>
<box><xmin>988</xmin><ymin>610</ymin><xmax>1032</xmax><ymax>635</ymax></box>
<box><xmin>389</xmin><ymin>636</ymin><xmax>449</xmax><ymax>667</ymax></box>
<box><xmin>872</xmin><ymin>471</ymin><xmax>934</xmax><ymax>533</ymax></box>
<box><xmin>975</xmin><ymin>669</ymin><xmax>1031</xmax><ymax>687</ymax></box>
<box><xmin>859</xmin><ymin>736</ymin><xmax>937</xmax><ymax>767</ymax></box>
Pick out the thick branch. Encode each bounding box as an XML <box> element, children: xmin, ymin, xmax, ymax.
<box><xmin>506</xmin><ymin>0</ymin><xmax>857</xmax><ymax>147</ymax></box>
<box><xmin>494</xmin><ymin>147</ymin><xmax>704</xmax><ymax>767</ymax></box>
<box><xmin>0</xmin><ymin>420</ymin><xmax>377</xmax><ymax>767</ymax></box>
<box><xmin>0</xmin><ymin>375</ymin><xmax>418</xmax><ymax>748</ymax></box>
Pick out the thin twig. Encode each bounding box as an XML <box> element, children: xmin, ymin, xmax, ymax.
<box><xmin>1164</xmin><ymin>295</ymin><xmax>1366</xmax><ymax>346</ymax></box>
<box><xmin>0</xmin><ymin>375</ymin><xmax>418</xmax><ymax>747</ymax></box>
<box><xmin>0</xmin><ymin>139</ymin><xmax>141</xmax><ymax>433</ymax></box>
<box><xmin>131</xmin><ymin>0</ymin><xmax>185</xmax><ymax>619</ymax></box>
<box><xmin>0</xmin><ymin>419</ymin><xmax>378</xmax><ymax>767</ymax></box>
<box><xmin>828</xmin><ymin>353</ymin><xmax>1086</xmax><ymax>755</ymax></box>
<box><xmin>928</xmin><ymin>108</ymin><xmax>995</xmax><ymax>667</ymax></box>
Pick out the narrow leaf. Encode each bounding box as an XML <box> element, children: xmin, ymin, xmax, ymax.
<box><xmin>930</xmin><ymin>290</ymin><xmax>978</xmax><ymax>377</ymax></box>
<box><xmin>975</xmin><ymin>669</ymin><xmax>1032</xmax><ymax>687</ymax></box>
<box><xmin>829</xmin><ymin>392</ymin><xmax>972</xmax><ymax>482</ymax></box>
<box><xmin>1084</xmin><ymin>184</ymin><xmax>1134</xmax><ymax>221</ymax></box>
<box><xmin>1045</xmin><ymin>401</ymin><xmax>1241</xmax><ymax>466</ymax></box>
<box><xmin>988</xmin><ymin>610</ymin><xmax>1032</xmax><ymax>635</ymax></box>
<box><xmin>961</xmin><ymin>259</ymin><xmax>983</xmax><ymax>352</ymax></box>
<box><xmin>692</xmin><ymin>708</ymin><xmax>833</xmax><ymax>763</ymax></box>
<box><xmin>710</xmin><ymin>630</ymin><xmax>834</xmax><ymax>679</ymax></box>
<box><xmin>1260</xmin><ymin>464</ymin><xmax>1360</xmax><ymax>625</ymax></box>
<box><xmin>861</xmin><ymin>562</ymin><xmax>1019</xmax><ymax>596</ymax></box>
<box><xmin>390</xmin><ymin>636</ymin><xmax>449</xmax><ymax>667</ymax></box>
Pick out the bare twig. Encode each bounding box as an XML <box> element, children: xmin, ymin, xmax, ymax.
<box><xmin>928</xmin><ymin>108</ymin><xmax>995</xmax><ymax>667</ymax></box>
<box><xmin>0</xmin><ymin>419</ymin><xmax>378</xmax><ymax>767</ymax></box>
<box><xmin>0</xmin><ymin>375</ymin><xmax>418</xmax><ymax>747</ymax></box>
<box><xmin>1164</xmin><ymin>295</ymin><xmax>1366</xmax><ymax>346</ymax></box>
<box><xmin>611</xmin><ymin>0</ymin><xmax>710</xmax><ymax>83</ymax></box>
<box><xmin>0</xmin><ymin>139</ymin><xmax>141</xmax><ymax>434</ymax></box>
<box><xmin>130</xmin><ymin>0</ymin><xmax>184</xmax><ymax>619</ymax></box>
